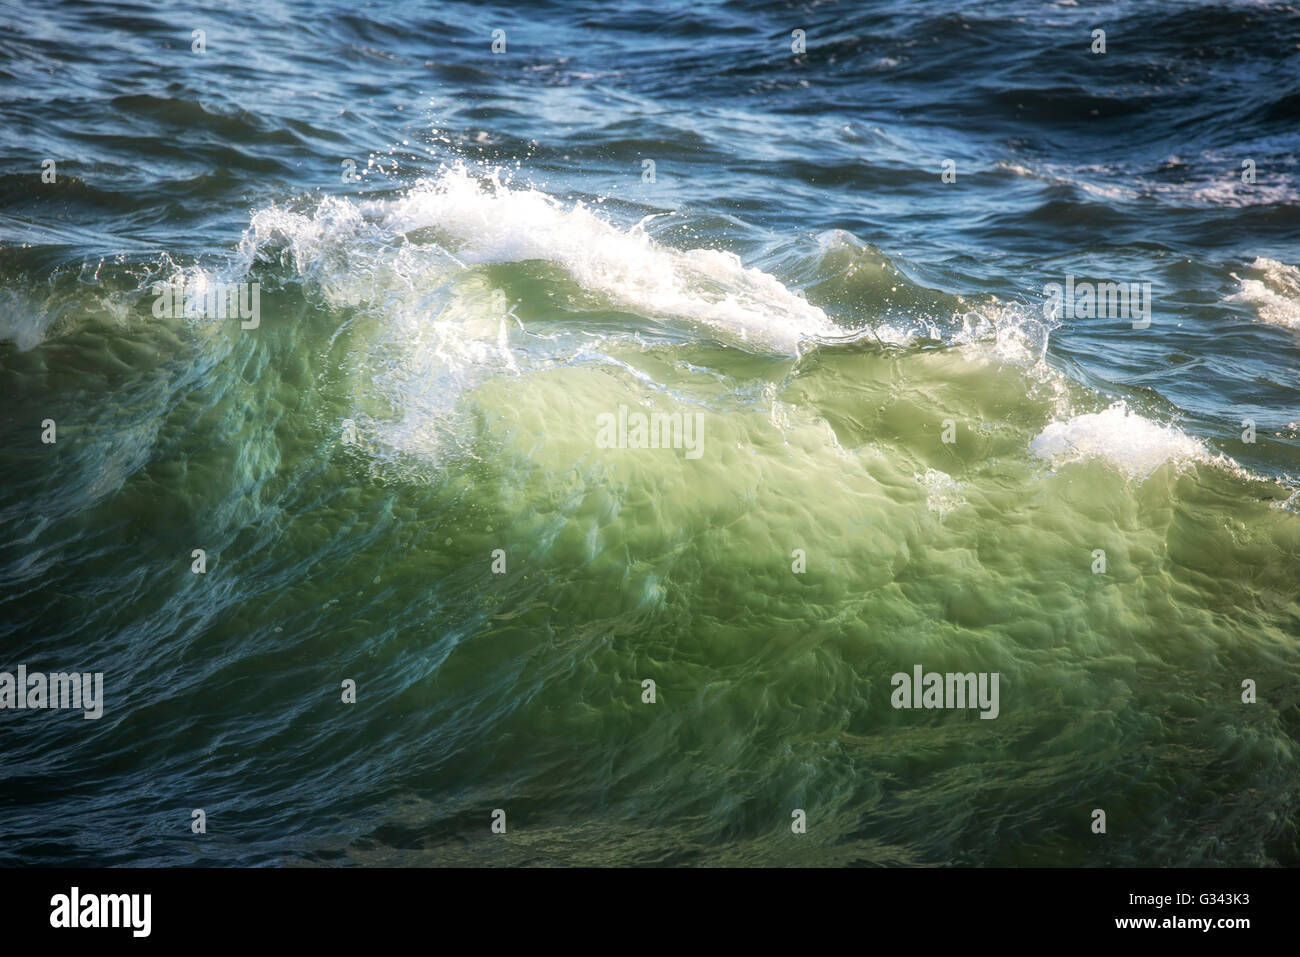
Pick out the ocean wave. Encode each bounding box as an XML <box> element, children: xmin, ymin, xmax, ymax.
<box><xmin>1227</xmin><ymin>256</ymin><xmax>1300</xmax><ymax>328</ymax></box>
<box><xmin>1030</xmin><ymin>402</ymin><xmax>1223</xmax><ymax>480</ymax></box>
<box><xmin>245</xmin><ymin>165</ymin><xmax>840</xmax><ymax>355</ymax></box>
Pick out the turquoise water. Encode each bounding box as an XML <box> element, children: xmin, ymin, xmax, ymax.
<box><xmin>0</xmin><ymin>0</ymin><xmax>1298</xmax><ymax>866</ymax></box>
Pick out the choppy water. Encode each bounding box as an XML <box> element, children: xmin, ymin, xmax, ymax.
<box><xmin>1</xmin><ymin>0</ymin><xmax>1298</xmax><ymax>866</ymax></box>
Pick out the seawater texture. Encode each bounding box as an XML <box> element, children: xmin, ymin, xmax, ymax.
<box><xmin>0</xmin><ymin>0</ymin><xmax>1298</xmax><ymax>866</ymax></box>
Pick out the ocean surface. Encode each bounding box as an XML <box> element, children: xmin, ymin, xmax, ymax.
<box><xmin>1</xmin><ymin>0</ymin><xmax>1298</xmax><ymax>866</ymax></box>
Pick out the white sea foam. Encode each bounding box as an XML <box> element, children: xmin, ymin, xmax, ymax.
<box><xmin>916</xmin><ymin>468</ymin><xmax>965</xmax><ymax>517</ymax></box>
<box><xmin>996</xmin><ymin>158</ymin><xmax>1300</xmax><ymax>208</ymax></box>
<box><xmin>295</xmin><ymin>164</ymin><xmax>839</xmax><ymax>353</ymax></box>
<box><xmin>1226</xmin><ymin>257</ymin><xmax>1300</xmax><ymax>328</ymax></box>
<box><xmin>0</xmin><ymin>287</ymin><xmax>57</xmax><ymax>351</ymax></box>
<box><xmin>1030</xmin><ymin>402</ymin><xmax>1211</xmax><ymax>480</ymax></box>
